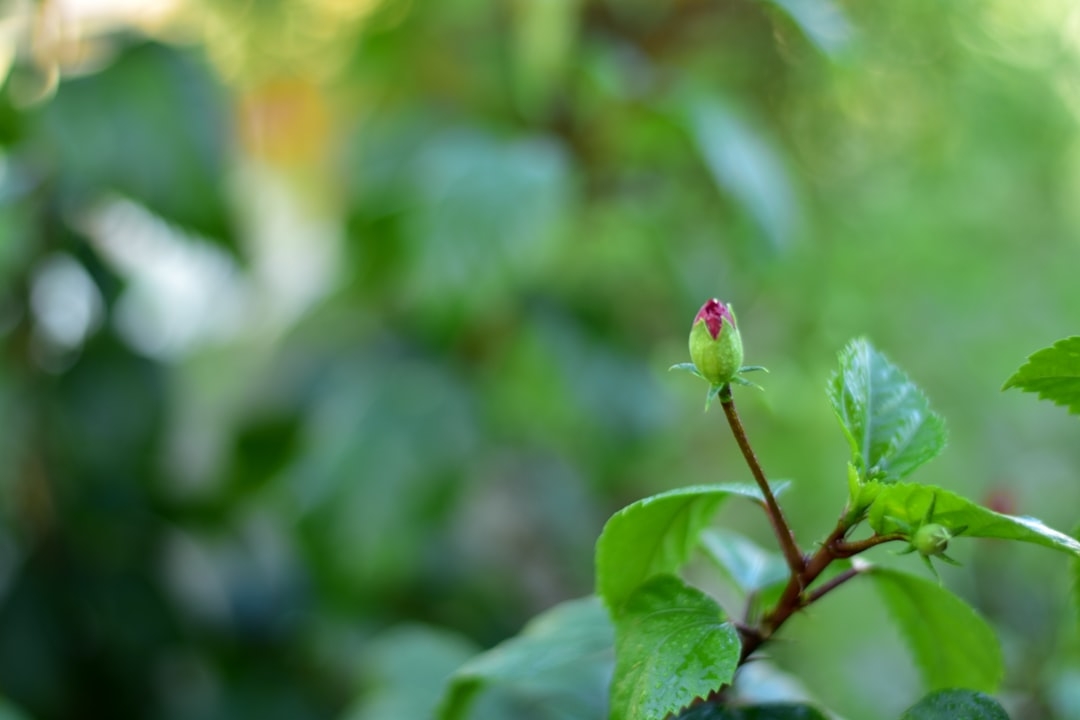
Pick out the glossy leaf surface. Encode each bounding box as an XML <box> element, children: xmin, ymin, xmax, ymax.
<box><xmin>596</xmin><ymin>483</ymin><xmax>787</xmax><ymax>611</ymax></box>
<box><xmin>678</xmin><ymin>703</ymin><xmax>830</xmax><ymax>719</ymax></box>
<box><xmin>868</xmin><ymin>483</ymin><xmax>1080</xmax><ymax>556</ymax></box>
<box><xmin>898</xmin><ymin>689</ymin><xmax>1010</xmax><ymax>719</ymax></box>
<box><xmin>611</xmin><ymin>576</ymin><xmax>741</xmax><ymax>720</ymax></box>
<box><xmin>828</xmin><ymin>338</ymin><xmax>946</xmax><ymax>483</ymax></box>
<box><xmin>870</xmin><ymin>568</ymin><xmax>1002</xmax><ymax>693</ymax></box>
<box><xmin>1003</xmin><ymin>336</ymin><xmax>1080</xmax><ymax>415</ymax></box>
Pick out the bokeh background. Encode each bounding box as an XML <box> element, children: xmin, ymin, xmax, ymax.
<box><xmin>2</xmin><ymin>0</ymin><xmax>1080</xmax><ymax>718</ymax></box>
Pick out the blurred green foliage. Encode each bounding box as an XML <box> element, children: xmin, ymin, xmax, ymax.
<box><xmin>2</xmin><ymin>0</ymin><xmax>1080</xmax><ymax>718</ymax></box>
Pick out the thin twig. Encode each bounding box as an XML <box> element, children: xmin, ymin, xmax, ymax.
<box><xmin>801</xmin><ymin>566</ymin><xmax>862</xmax><ymax>606</ymax></box>
<box><xmin>738</xmin><ymin>521</ymin><xmax>849</xmax><ymax>662</ymax></box>
<box><xmin>832</xmin><ymin>532</ymin><xmax>907</xmax><ymax>558</ymax></box>
<box><xmin>719</xmin><ymin>391</ymin><xmax>805</xmax><ymax>576</ymax></box>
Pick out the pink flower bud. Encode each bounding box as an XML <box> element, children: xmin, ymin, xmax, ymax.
<box><xmin>694</xmin><ymin>299</ymin><xmax>735</xmax><ymax>340</ymax></box>
<box><xmin>689</xmin><ymin>299</ymin><xmax>743</xmax><ymax>386</ymax></box>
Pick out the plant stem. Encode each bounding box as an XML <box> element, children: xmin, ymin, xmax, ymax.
<box><xmin>719</xmin><ymin>390</ymin><xmax>805</xmax><ymax>576</ymax></box>
<box><xmin>735</xmin><ymin>525</ymin><xmax>906</xmax><ymax>662</ymax></box>
<box><xmin>801</xmin><ymin>565</ymin><xmax>862</xmax><ymax>606</ymax></box>
<box><xmin>738</xmin><ymin>521</ymin><xmax>847</xmax><ymax>662</ymax></box>
<box><xmin>833</xmin><ymin>532</ymin><xmax>906</xmax><ymax>558</ymax></box>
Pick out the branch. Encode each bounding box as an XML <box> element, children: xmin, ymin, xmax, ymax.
<box><xmin>801</xmin><ymin>564</ymin><xmax>864</xmax><ymax>606</ymax></box>
<box><xmin>738</xmin><ymin>524</ymin><xmax>905</xmax><ymax>662</ymax></box>
<box><xmin>738</xmin><ymin>521</ymin><xmax>848</xmax><ymax>662</ymax></box>
<box><xmin>720</xmin><ymin>390</ymin><xmax>805</xmax><ymax>576</ymax></box>
<box><xmin>832</xmin><ymin>532</ymin><xmax>906</xmax><ymax>558</ymax></box>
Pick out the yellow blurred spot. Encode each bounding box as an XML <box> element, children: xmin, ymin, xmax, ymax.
<box><xmin>237</xmin><ymin>77</ymin><xmax>334</xmax><ymax>168</ymax></box>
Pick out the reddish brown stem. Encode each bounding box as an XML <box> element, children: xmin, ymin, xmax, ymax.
<box><xmin>833</xmin><ymin>532</ymin><xmax>907</xmax><ymax>558</ymax></box>
<box><xmin>738</xmin><ymin>521</ymin><xmax>848</xmax><ymax>662</ymax></box>
<box><xmin>801</xmin><ymin>566</ymin><xmax>862</xmax><ymax>606</ymax></box>
<box><xmin>719</xmin><ymin>391</ymin><xmax>805</xmax><ymax>576</ymax></box>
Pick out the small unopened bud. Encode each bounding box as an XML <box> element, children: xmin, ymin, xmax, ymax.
<box><xmin>912</xmin><ymin>523</ymin><xmax>952</xmax><ymax>557</ymax></box>
<box><xmin>689</xmin><ymin>299</ymin><xmax>743</xmax><ymax>386</ymax></box>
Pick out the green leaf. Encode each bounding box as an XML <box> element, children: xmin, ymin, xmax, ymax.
<box><xmin>868</xmin><ymin>482</ymin><xmax>1080</xmax><ymax>557</ymax></box>
<box><xmin>1002</xmin><ymin>336</ymin><xmax>1080</xmax><ymax>415</ymax></box>
<box><xmin>678</xmin><ymin>703</ymin><xmax>830</xmax><ymax>719</ymax></box>
<box><xmin>344</xmin><ymin>625</ymin><xmax>480</xmax><ymax>720</ymax></box>
<box><xmin>437</xmin><ymin>596</ymin><xmax>614</xmax><ymax>720</ymax></box>
<box><xmin>828</xmin><ymin>338</ymin><xmax>947</xmax><ymax>483</ymax></box>
<box><xmin>611</xmin><ymin>575</ymin><xmax>741</xmax><ymax>720</ymax></box>
<box><xmin>869</xmin><ymin>568</ymin><xmax>1003</xmax><ymax>693</ymax></box>
<box><xmin>898</xmin><ymin>689</ymin><xmax>1010</xmax><ymax>719</ymax></box>
<box><xmin>33</xmin><ymin>42</ymin><xmax>235</xmax><ymax>246</ymax></box>
<box><xmin>699</xmin><ymin>529</ymin><xmax>789</xmax><ymax>595</ymax></box>
<box><xmin>596</xmin><ymin>483</ymin><xmax>790</xmax><ymax>610</ymax></box>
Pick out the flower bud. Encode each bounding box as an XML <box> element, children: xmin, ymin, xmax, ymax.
<box><xmin>912</xmin><ymin>523</ymin><xmax>951</xmax><ymax>557</ymax></box>
<box><xmin>688</xmin><ymin>299</ymin><xmax>743</xmax><ymax>386</ymax></box>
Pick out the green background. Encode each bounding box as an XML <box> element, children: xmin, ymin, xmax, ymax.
<box><xmin>1</xmin><ymin>0</ymin><xmax>1079</xmax><ymax>718</ymax></box>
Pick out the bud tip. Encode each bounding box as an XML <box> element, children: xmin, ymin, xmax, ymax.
<box><xmin>693</xmin><ymin>298</ymin><xmax>735</xmax><ymax>339</ymax></box>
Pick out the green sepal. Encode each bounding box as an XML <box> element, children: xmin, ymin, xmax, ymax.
<box><xmin>920</xmin><ymin>554</ymin><xmax>940</xmax><ymax>582</ymax></box>
<box><xmin>739</xmin><ymin>365</ymin><xmax>770</xmax><ymax>374</ymax></box>
<box><xmin>731</xmin><ymin>375</ymin><xmax>764</xmax><ymax>391</ymax></box>
<box><xmin>704</xmin><ymin>383</ymin><xmax>726</xmax><ymax>411</ymax></box>
<box><xmin>844</xmin><ymin>476</ymin><xmax>882</xmax><ymax>524</ymax></box>
<box><xmin>670</xmin><ymin>363</ymin><xmax>705</xmax><ymax>379</ymax></box>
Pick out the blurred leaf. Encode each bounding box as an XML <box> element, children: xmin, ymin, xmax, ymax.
<box><xmin>288</xmin><ymin>355</ymin><xmax>478</xmax><ymax>596</ymax></box>
<box><xmin>898</xmin><ymin>689</ymin><xmax>1009</xmax><ymax>720</ymax></box>
<box><xmin>438</xmin><ymin>596</ymin><xmax>613</xmax><ymax>720</ymax></box>
<box><xmin>344</xmin><ymin>625</ymin><xmax>480</xmax><ymax>720</ymax></box>
<box><xmin>725</xmin><ymin>662</ymin><xmax>824</xmax><ymax>707</ymax></box>
<box><xmin>699</xmin><ymin>529</ymin><xmax>788</xmax><ymax>595</ymax></box>
<box><xmin>405</xmin><ymin>130</ymin><xmax>572</xmax><ymax>312</ymax></box>
<box><xmin>868</xmin><ymin>483</ymin><xmax>1080</xmax><ymax>556</ymax></box>
<box><xmin>1002</xmin><ymin>336</ymin><xmax>1080</xmax><ymax>415</ymax></box>
<box><xmin>685</xmin><ymin>96</ymin><xmax>800</xmax><ymax>251</ymax></box>
<box><xmin>31</xmin><ymin>42</ymin><xmax>234</xmax><ymax>246</ymax></box>
<box><xmin>226</xmin><ymin>414</ymin><xmax>302</xmax><ymax>497</ymax></box>
<box><xmin>611</xmin><ymin>575</ymin><xmax>740</xmax><ymax>720</ymax></box>
<box><xmin>596</xmin><ymin>483</ymin><xmax>789</xmax><ymax>610</ymax></box>
<box><xmin>0</xmin><ymin>696</ymin><xmax>32</xmax><ymax>720</ymax></box>
<box><xmin>869</xmin><ymin>568</ymin><xmax>1002</xmax><ymax>693</ymax></box>
<box><xmin>828</xmin><ymin>338</ymin><xmax>947</xmax><ymax>484</ymax></box>
<box><xmin>678</xmin><ymin>702</ymin><xmax>829</xmax><ymax>719</ymax></box>
<box><xmin>758</xmin><ymin>0</ymin><xmax>853</xmax><ymax>55</ymax></box>
<box><xmin>511</xmin><ymin>0</ymin><xmax>581</xmax><ymax>119</ymax></box>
